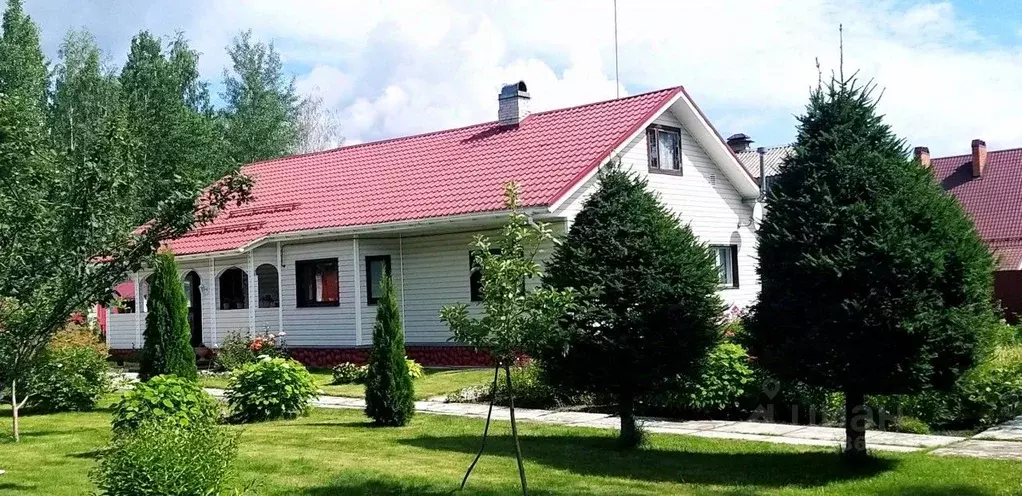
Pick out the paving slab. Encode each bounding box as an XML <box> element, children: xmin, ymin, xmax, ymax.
<box><xmin>867</xmin><ymin>431</ymin><xmax>964</xmax><ymax>448</ymax></box>
<box><xmin>932</xmin><ymin>440</ymin><xmax>1022</xmax><ymax>460</ymax></box>
<box><xmin>672</xmin><ymin>420</ymin><xmax>738</xmax><ymax>431</ymax></box>
<box><xmin>531</xmin><ymin>411</ymin><xmax>613</xmax><ymax>425</ymax></box>
<box><xmin>714</xmin><ymin>422</ymin><xmax>807</xmax><ymax>436</ymax></box>
<box><xmin>784</xmin><ymin>425</ymin><xmax>846</xmax><ymax>442</ymax></box>
<box><xmin>974</xmin><ymin>416</ymin><xmax>1022</xmax><ymax>441</ymax></box>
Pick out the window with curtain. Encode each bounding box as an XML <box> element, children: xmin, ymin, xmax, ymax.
<box><xmin>296</xmin><ymin>259</ymin><xmax>340</xmax><ymax>307</ymax></box>
<box><xmin>219</xmin><ymin>267</ymin><xmax>249</xmax><ymax>310</ymax></box>
<box><xmin>365</xmin><ymin>255</ymin><xmax>392</xmax><ymax>305</ymax></box>
<box><xmin>646</xmin><ymin>124</ymin><xmax>682</xmax><ymax>173</ymax></box>
<box><xmin>256</xmin><ymin>264</ymin><xmax>280</xmax><ymax>308</ymax></box>
<box><xmin>711</xmin><ymin>245</ymin><xmax>739</xmax><ymax>288</ymax></box>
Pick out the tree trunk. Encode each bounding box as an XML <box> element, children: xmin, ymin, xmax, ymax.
<box><xmin>844</xmin><ymin>390</ymin><xmax>867</xmax><ymax>459</ymax></box>
<box><xmin>11</xmin><ymin>379</ymin><xmax>20</xmax><ymax>443</ymax></box>
<box><xmin>619</xmin><ymin>390</ymin><xmax>639</xmax><ymax>448</ymax></box>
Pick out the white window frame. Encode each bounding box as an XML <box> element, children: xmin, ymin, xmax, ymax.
<box><xmin>712</xmin><ymin>245</ymin><xmax>739</xmax><ymax>289</ymax></box>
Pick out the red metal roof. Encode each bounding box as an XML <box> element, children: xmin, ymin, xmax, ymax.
<box><xmin>931</xmin><ymin>147</ymin><xmax>1022</xmax><ymax>270</ymax></box>
<box><xmin>167</xmin><ymin>86</ymin><xmax>683</xmax><ymax>256</ymax></box>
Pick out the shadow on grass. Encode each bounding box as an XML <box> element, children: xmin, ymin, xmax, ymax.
<box><xmin>401</xmin><ymin>434</ymin><xmax>897</xmax><ymax>488</ymax></box>
<box><xmin>300</xmin><ymin>477</ymin><xmax>541</xmax><ymax>496</ymax></box>
<box><xmin>67</xmin><ymin>448</ymin><xmax>105</xmax><ymax>459</ymax></box>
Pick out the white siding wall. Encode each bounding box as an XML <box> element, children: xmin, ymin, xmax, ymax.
<box><xmin>357</xmin><ymin>238</ymin><xmax>403</xmax><ymax>345</ymax></box>
<box><xmin>555</xmin><ymin>109</ymin><xmax>760</xmax><ymax>309</ymax></box>
<box><xmin>280</xmin><ymin>239</ymin><xmax>356</xmax><ymax>346</ymax></box>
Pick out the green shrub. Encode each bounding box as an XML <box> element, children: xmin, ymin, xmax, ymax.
<box><xmin>112</xmin><ymin>375</ymin><xmax>221</xmax><ymax>432</ymax></box>
<box><xmin>406</xmin><ymin>358</ymin><xmax>424</xmax><ymax>379</ymax></box>
<box><xmin>91</xmin><ymin>420</ymin><xmax>239</xmax><ymax>496</ymax></box>
<box><xmin>890</xmin><ymin>416</ymin><xmax>931</xmax><ymax>434</ymax></box>
<box><xmin>225</xmin><ymin>356</ymin><xmax>317</xmax><ymax>423</ymax></box>
<box><xmin>28</xmin><ymin>345</ymin><xmax>111</xmax><ymax>412</ymax></box>
<box><xmin>677</xmin><ymin>342</ymin><xmax>755</xmax><ymax>413</ymax></box>
<box><xmin>214</xmin><ymin>330</ymin><xmax>257</xmax><ymax>371</ymax></box>
<box><xmin>331</xmin><ymin>362</ymin><xmax>367</xmax><ymax>385</ymax></box>
<box><xmin>365</xmin><ymin>276</ymin><xmax>415</xmax><ymax>426</ymax></box>
<box><xmin>493</xmin><ymin>363</ymin><xmax>560</xmax><ymax>409</ymax></box>
<box><xmin>49</xmin><ymin>322</ymin><xmax>108</xmax><ymax>355</ymax></box>
<box><xmin>958</xmin><ymin>351</ymin><xmax>1022</xmax><ymax>427</ymax></box>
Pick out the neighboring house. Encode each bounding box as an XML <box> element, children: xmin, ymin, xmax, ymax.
<box><xmin>922</xmin><ymin>142</ymin><xmax>1022</xmax><ymax>322</ymax></box>
<box><xmin>727</xmin><ymin>133</ymin><xmax>792</xmax><ymax>196</ymax></box>
<box><xmin>103</xmin><ymin>81</ymin><xmax>763</xmax><ymax>366</ymax></box>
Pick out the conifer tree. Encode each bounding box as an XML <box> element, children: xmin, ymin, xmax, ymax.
<box><xmin>747</xmin><ymin>72</ymin><xmax>996</xmax><ymax>458</ymax></box>
<box><xmin>541</xmin><ymin>164</ymin><xmax>723</xmax><ymax>448</ymax></box>
<box><xmin>139</xmin><ymin>252</ymin><xmax>197</xmax><ymax>381</ymax></box>
<box><xmin>365</xmin><ymin>276</ymin><xmax>415</xmax><ymax>426</ymax></box>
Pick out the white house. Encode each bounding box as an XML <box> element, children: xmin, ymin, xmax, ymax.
<box><xmin>103</xmin><ymin>81</ymin><xmax>763</xmax><ymax>366</ymax></box>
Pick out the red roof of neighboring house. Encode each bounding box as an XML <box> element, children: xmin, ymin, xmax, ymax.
<box><xmin>167</xmin><ymin>86</ymin><xmax>684</xmax><ymax>256</ymax></box>
<box><xmin>931</xmin><ymin>147</ymin><xmax>1022</xmax><ymax>270</ymax></box>
<box><xmin>113</xmin><ymin>281</ymin><xmax>135</xmax><ymax>299</ymax></box>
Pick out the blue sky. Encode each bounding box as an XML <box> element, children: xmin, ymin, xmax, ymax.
<box><xmin>17</xmin><ymin>0</ymin><xmax>1022</xmax><ymax>156</ymax></box>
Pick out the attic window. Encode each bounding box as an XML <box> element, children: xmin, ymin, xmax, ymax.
<box><xmin>647</xmin><ymin>124</ymin><xmax>682</xmax><ymax>175</ymax></box>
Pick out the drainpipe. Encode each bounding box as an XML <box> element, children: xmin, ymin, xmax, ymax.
<box><xmin>757</xmin><ymin>146</ymin><xmax>767</xmax><ymax>200</ymax></box>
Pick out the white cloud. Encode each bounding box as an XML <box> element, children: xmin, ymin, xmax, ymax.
<box><xmin>24</xmin><ymin>0</ymin><xmax>1022</xmax><ymax>156</ymax></box>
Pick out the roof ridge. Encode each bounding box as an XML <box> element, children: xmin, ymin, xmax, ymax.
<box><xmin>932</xmin><ymin>146</ymin><xmax>1022</xmax><ymax>161</ymax></box>
<box><xmin>242</xmin><ymin>86</ymin><xmax>686</xmax><ymax>171</ymax></box>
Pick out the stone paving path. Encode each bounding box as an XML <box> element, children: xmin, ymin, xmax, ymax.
<box><xmin>203</xmin><ymin>387</ymin><xmax>1020</xmax><ymax>456</ymax></box>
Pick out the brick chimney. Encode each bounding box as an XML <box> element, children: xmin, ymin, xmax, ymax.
<box><xmin>913</xmin><ymin>146</ymin><xmax>930</xmax><ymax>168</ymax></box>
<box><xmin>972</xmin><ymin>139</ymin><xmax>987</xmax><ymax>177</ymax></box>
<box><xmin>497</xmin><ymin>81</ymin><xmax>530</xmax><ymax>126</ymax></box>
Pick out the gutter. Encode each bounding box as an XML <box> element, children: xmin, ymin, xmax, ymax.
<box><xmin>173</xmin><ymin>207</ymin><xmax>556</xmax><ymax>261</ymax></box>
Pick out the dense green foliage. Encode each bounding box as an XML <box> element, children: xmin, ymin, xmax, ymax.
<box><xmin>225</xmin><ymin>356</ymin><xmax>317</xmax><ymax>423</ymax></box>
<box><xmin>0</xmin><ymin>2</ymin><xmax>250</xmax><ymax>440</ymax></box>
<box><xmin>540</xmin><ymin>165</ymin><xmax>723</xmax><ymax>447</ymax></box>
<box><xmin>406</xmin><ymin>358</ymin><xmax>425</xmax><ymax>379</ymax></box>
<box><xmin>747</xmin><ymin>73</ymin><xmax>997</xmax><ymax>456</ymax></box>
<box><xmin>139</xmin><ymin>252</ymin><xmax>197</xmax><ymax>381</ymax></box>
<box><xmin>112</xmin><ymin>375</ymin><xmax>221</xmax><ymax>433</ymax></box>
<box><xmin>221</xmin><ymin>30</ymin><xmax>302</xmax><ymax>164</ymax></box>
<box><xmin>365</xmin><ymin>276</ymin><xmax>415</xmax><ymax>426</ymax></box>
<box><xmin>667</xmin><ymin>342</ymin><xmax>756</xmax><ymax>414</ymax></box>
<box><xmin>92</xmin><ymin>419</ymin><xmax>239</xmax><ymax>496</ymax></box>
<box><xmin>26</xmin><ymin>343</ymin><xmax>110</xmax><ymax>413</ymax></box>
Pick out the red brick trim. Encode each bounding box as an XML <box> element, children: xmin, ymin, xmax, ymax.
<box><xmin>108</xmin><ymin>345</ymin><xmax>494</xmax><ymax>368</ymax></box>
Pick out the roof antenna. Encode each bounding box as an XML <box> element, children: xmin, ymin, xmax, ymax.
<box><xmin>839</xmin><ymin>24</ymin><xmax>844</xmax><ymax>82</ymax></box>
<box><xmin>613</xmin><ymin>0</ymin><xmax>620</xmax><ymax>99</ymax></box>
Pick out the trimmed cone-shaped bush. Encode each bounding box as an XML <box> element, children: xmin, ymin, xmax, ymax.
<box><xmin>139</xmin><ymin>252</ymin><xmax>197</xmax><ymax>381</ymax></box>
<box><xmin>541</xmin><ymin>164</ymin><xmax>723</xmax><ymax>448</ymax></box>
<box><xmin>365</xmin><ymin>276</ymin><xmax>415</xmax><ymax>426</ymax></box>
<box><xmin>747</xmin><ymin>74</ymin><xmax>997</xmax><ymax>458</ymax></box>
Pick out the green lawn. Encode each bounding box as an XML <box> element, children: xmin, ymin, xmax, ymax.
<box><xmin>3</xmin><ymin>395</ymin><xmax>1022</xmax><ymax>495</ymax></box>
<box><xmin>198</xmin><ymin>367</ymin><xmax>492</xmax><ymax>400</ymax></box>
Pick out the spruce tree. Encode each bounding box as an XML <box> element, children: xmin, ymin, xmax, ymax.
<box><xmin>139</xmin><ymin>252</ymin><xmax>197</xmax><ymax>381</ymax></box>
<box><xmin>541</xmin><ymin>164</ymin><xmax>723</xmax><ymax>448</ymax></box>
<box><xmin>365</xmin><ymin>276</ymin><xmax>415</xmax><ymax>426</ymax></box>
<box><xmin>746</xmin><ymin>73</ymin><xmax>996</xmax><ymax>458</ymax></box>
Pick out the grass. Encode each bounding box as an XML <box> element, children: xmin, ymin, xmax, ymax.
<box><xmin>198</xmin><ymin>367</ymin><xmax>493</xmax><ymax>400</ymax></box>
<box><xmin>3</xmin><ymin>395</ymin><xmax>1022</xmax><ymax>495</ymax></box>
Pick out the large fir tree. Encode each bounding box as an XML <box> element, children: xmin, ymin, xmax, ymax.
<box><xmin>139</xmin><ymin>252</ymin><xmax>196</xmax><ymax>381</ymax></box>
<box><xmin>220</xmin><ymin>30</ymin><xmax>301</xmax><ymax>164</ymax></box>
<box><xmin>364</xmin><ymin>276</ymin><xmax>415</xmax><ymax>426</ymax></box>
<box><xmin>746</xmin><ymin>74</ymin><xmax>996</xmax><ymax>458</ymax></box>
<box><xmin>541</xmin><ymin>165</ymin><xmax>723</xmax><ymax>448</ymax></box>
